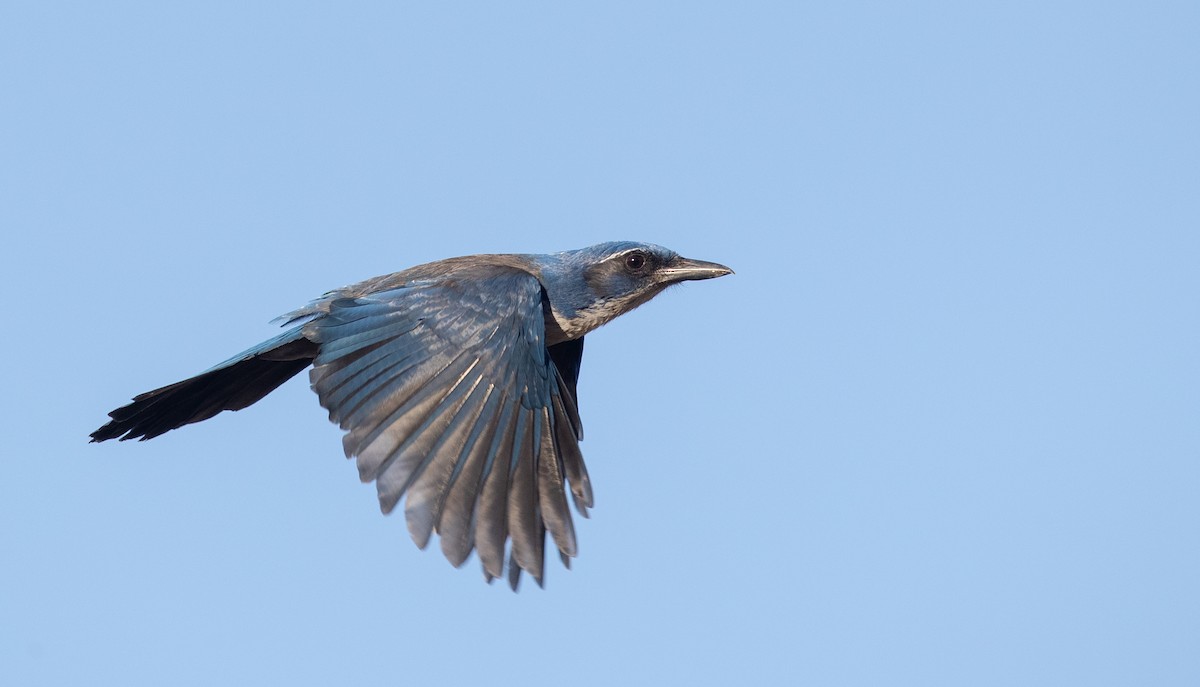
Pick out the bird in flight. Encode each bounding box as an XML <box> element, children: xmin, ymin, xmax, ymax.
<box><xmin>92</xmin><ymin>241</ymin><xmax>732</xmax><ymax>589</ymax></box>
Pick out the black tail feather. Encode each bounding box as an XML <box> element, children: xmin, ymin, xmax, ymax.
<box><xmin>91</xmin><ymin>338</ymin><xmax>319</xmax><ymax>442</ymax></box>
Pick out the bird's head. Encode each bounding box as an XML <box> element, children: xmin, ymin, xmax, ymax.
<box><xmin>541</xmin><ymin>241</ymin><xmax>733</xmax><ymax>342</ymax></box>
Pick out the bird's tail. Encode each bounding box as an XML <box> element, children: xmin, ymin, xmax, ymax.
<box><xmin>90</xmin><ymin>328</ymin><xmax>319</xmax><ymax>442</ymax></box>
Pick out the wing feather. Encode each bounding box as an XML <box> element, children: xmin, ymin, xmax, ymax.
<box><xmin>436</xmin><ymin>385</ymin><xmax>504</xmax><ymax>567</ymax></box>
<box><xmin>553</xmin><ymin>392</ymin><xmax>593</xmax><ymax>514</ymax></box>
<box><xmin>402</xmin><ymin>376</ymin><xmax>492</xmax><ymax>550</ymax></box>
<box><xmin>537</xmin><ymin>406</ymin><xmax>577</xmax><ymax>556</ymax></box>
<box><xmin>373</xmin><ymin>360</ymin><xmax>484</xmax><ymax>514</ymax></box>
<box><xmin>352</xmin><ymin>350</ymin><xmax>480</xmax><ymax>483</ymax></box>
<box><xmin>507</xmin><ymin>407</ymin><xmax>544</xmax><ymax>586</ymax></box>
<box><xmin>312</xmin><ymin>332</ymin><xmax>429</xmax><ymax>404</ymax></box>
<box><xmin>475</xmin><ymin>398</ymin><xmax>518</xmax><ymax>580</ymax></box>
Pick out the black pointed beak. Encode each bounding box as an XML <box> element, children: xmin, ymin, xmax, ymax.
<box><xmin>656</xmin><ymin>257</ymin><xmax>735</xmax><ymax>284</ymax></box>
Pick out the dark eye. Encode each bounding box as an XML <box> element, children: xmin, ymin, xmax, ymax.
<box><xmin>624</xmin><ymin>252</ymin><xmax>647</xmax><ymax>271</ymax></box>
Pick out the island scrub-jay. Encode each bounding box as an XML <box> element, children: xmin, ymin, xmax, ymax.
<box><xmin>92</xmin><ymin>241</ymin><xmax>732</xmax><ymax>588</ymax></box>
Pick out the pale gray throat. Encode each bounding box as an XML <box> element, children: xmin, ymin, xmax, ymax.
<box><xmin>551</xmin><ymin>292</ymin><xmax>647</xmax><ymax>341</ymax></box>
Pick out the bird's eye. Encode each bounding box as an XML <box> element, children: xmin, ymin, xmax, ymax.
<box><xmin>624</xmin><ymin>252</ymin><xmax>647</xmax><ymax>271</ymax></box>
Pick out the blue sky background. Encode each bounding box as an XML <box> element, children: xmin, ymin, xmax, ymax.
<box><xmin>3</xmin><ymin>2</ymin><xmax>1198</xmax><ymax>685</ymax></box>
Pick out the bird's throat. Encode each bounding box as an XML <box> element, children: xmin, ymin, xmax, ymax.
<box><xmin>549</xmin><ymin>292</ymin><xmax>654</xmax><ymax>343</ymax></box>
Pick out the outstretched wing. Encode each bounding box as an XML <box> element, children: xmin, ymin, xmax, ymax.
<box><xmin>304</xmin><ymin>264</ymin><xmax>592</xmax><ymax>588</ymax></box>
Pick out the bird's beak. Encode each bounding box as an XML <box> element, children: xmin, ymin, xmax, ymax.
<box><xmin>656</xmin><ymin>257</ymin><xmax>735</xmax><ymax>284</ymax></box>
